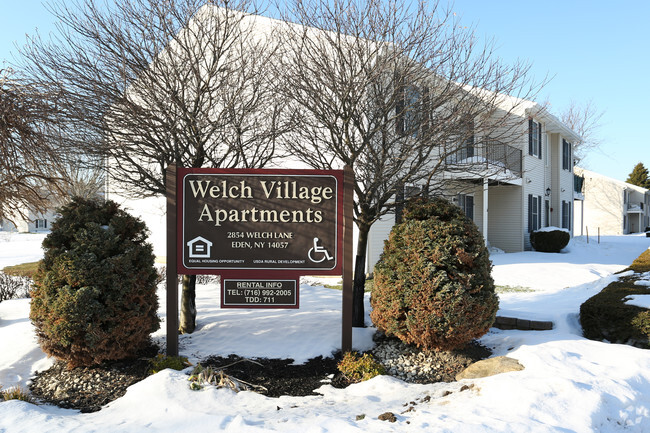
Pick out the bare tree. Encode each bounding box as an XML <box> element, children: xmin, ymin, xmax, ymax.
<box><xmin>0</xmin><ymin>68</ymin><xmax>67</xmax><ymax>224</ymax></box>
<box><xmin>559</xmin><ymin>99</ymin><xmax>604</xmax><ymax>165</ymax></box>
<box><xmin>275</xmin><ymin>0</ymin><xmax>542</xmax><ymax>326</ymax></box>
<box><xmin>19</xmin><ymin>0</ymin><xmax>288</xmax><ymax>333</ymax></box>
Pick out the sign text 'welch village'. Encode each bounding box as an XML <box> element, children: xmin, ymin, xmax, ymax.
<box><xmin>178</xmin><ymin>168</ymin><xmax>344</xmax><ymax>279</ymax></box>
<box><xmin>189</xmin><ymin>178</ymin><xmax>334</xmax><ymax>226</ymax></box>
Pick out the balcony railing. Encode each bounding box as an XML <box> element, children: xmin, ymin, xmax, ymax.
<box><xmin>627</xmin><ymin>202</ymin><xmax>645</xmax><ymax>212</ymax></box>
<box><xmin>443</xmin><ymin>140</ymin><xmax>522</xmax><ymax>178</ymax></box>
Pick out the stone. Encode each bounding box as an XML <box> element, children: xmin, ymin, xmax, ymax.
<box><xmin>530</xmin><ymin>320</ymin><xmax>554</xmax><ymax>330</ymax></box>
<box><xmin>378</xmin><ymin>412</ymin><xmax>397</xmax><ymax>422</ymax></box>
<box><xmin>455</xmin><ymin>356</ymin><xmax>524</xmax><ymax>380</ymax></box>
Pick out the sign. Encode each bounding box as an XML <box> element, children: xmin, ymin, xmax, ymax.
<box><xmin>222</xmin><ymin>279</ymin><xmax>297</xmax><ymax>308</ymax></box>
<box><xmin>165</xmin><ymin>165</ymin><xmax>354</xmax><ymax>356</ymax></box>
<box><xmin>178</xmin><ymin>168</ymin><xmax>343</xmax><ymax>275</ymax></box>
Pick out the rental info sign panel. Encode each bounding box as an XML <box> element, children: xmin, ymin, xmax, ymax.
<box><xmin>177</xmin><ymin>168</ymin><xmax>344</xmax><ymax>309</ymax></box>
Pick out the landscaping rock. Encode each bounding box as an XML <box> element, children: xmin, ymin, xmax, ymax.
<box><xmin>378</xmin><ymin>412</ymin><xmax>397</xmax><ymax>422</ymax></box>
<box><xmin>455</xmin><ymin>356</ymin><xmax>524</xmax><ymax>380</ymax></box>
<box><xmin>372</xmin><ymin>334</ymin><xmax>491</xmax><ymax>383</ymax></box>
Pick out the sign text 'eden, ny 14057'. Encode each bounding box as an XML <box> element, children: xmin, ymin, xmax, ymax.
<box><xmin>178</xmin><ymin>168</ymin><xmax>344</xmax><ymax>276</ymax></box>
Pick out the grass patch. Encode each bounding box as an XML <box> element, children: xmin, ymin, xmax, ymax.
<box><xmin>495</xmin><ymin>285</ymin><xmax>533</xmax><ymax>293</ymax></box>
<box><xmin>2</xmin><ymin>261</ymin><xmax>40</xmax><ymax>279</ymax></box>
<box><xmin>1</xmin><ymin>386</ymin><xmax>34</xmax><ymax>403</ymax></box>
<box><xmin>629</xmin><ymin>249</ymin><xmax>650</xmax><ymax>273</ymax></box>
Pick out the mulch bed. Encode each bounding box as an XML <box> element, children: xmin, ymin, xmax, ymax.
<box><xmin>29</xmin><ymin>337</ymin><xmax>490</xmax><ymax>413</ymax></box>
<box><xmin>198</xmin><ymin>354</ymin><xmax>350</xmax><ymax>397</ymax></box>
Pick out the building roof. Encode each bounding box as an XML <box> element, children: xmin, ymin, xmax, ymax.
<box><xmin>575</xmin><ymin>167</ymin><xmax>649</xmax><ymax>194</ymax></box>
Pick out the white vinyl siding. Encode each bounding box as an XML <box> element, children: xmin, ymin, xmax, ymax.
<box><xmin>488</xmin><ymin>185</ymin><xmax>523</xmax><ymax>252</ymax></box>
<box><xmin>366</xmin><ymin>212</ymin><xmax>395</xmax><ymax>274</ymax></box>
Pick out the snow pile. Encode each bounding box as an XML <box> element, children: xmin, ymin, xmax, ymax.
<box><xmin>1</xmin><ymin>233</ymin><xmax>650</xmax><ymax>432</ymax></box>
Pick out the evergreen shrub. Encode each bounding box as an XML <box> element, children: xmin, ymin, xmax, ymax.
<box><xmin>370</xmin><ymin>197</ymin><xmax>498</xmax><ymax>351</ymax></box>
<box><xmin>580</xmin><ymin>249</ymin><xmax>650</xmax><ymax>347</ymax></box>
<box><xmin>30</xmin><ymin>197</ymin><xmax>160</xmax><ymax>367</ymax></box>
<box><xmin>529</xmin><ymin>229</ymin><xmax>570</xmax><ymax>253</ymax></box>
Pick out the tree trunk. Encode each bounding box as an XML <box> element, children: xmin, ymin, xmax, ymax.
<box><xmin>179</xmin><ymin>274</ymin><xmax>196</xmax><ymax>334</ymax></box>
<box><xmin>352</xmin><ymin>223</ymin><xmax>370</xmax><ymax>327</ymax></box>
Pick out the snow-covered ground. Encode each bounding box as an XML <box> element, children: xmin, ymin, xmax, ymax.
<box><xmin>1</xmin><ymin>232</ymin><xmax>650</xmax><ymax>432</ymax></box>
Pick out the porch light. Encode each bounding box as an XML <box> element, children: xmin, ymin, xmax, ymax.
<box><xmin>545</xmin><ymin>187</ymin><xmax>551</xmax><ymax>197</ymax></box>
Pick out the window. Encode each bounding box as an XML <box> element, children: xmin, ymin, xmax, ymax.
<box><xmin>35</xmin><ymin>219</ymin><xmax>47</xmax><ymax>229</ymax></box>
<box><xmin>403</xmin><ymin>86</ymin><xmax>421</xmax><ymax>136</ymax></box>
<box><xmin>562</xmin><ymin>140</ymin><xmax>570</xmax><ymax>170</ymax></box>
<box><xmin>459</xmin><ymin>121</ymin><xmax>475</xmax><ymax>160</ymax></box>
<box><xmin>528</xmin><ymin>194</ymin><xmax>542</xmax><ymax>232</ymax></box>
<box><xmin>561</xmin><ymin>200</ymin><xmax>572</xmax><ymax>230</ymax></box>
<box><xmin>396</xmin><ymin>83</ymin><xmax>429</xmax><ymax>137</ymax></box>
<box><xmin>457</xmin><ymin>194</ymin><xmax>474</xmax><ymax>220</ymax></box>
<box><xmin>529</xmin><ymin>119</ymin><xmax>542</xmax><ymax>159</ymax></box>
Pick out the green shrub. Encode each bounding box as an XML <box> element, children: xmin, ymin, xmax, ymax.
<box><xmin>337</xmin><ymin>352</ymin><xmax>385</xmax><ymax>383</ymax></box>
<box><xmin>529</xmin><ymin>229</ymin><xmax>570</xmax><ymax>253</ymax></box>
<box><xmin>370</xmin><ymin>197</ymin><xmax>498</xmax><ymax>351</ymax></box>
<box><xmin>149</xmin><ymin>354</ymin><xmax>191</xmax><ymax>374</ymax></box>
<box><xmin>580</xmin><ymin>276</ymin><xmax>650</xmax><ymax>347</ymax></box>
<box><xmin>30</xmin><ymin>197</ymin><xmax>160</xmax><ymax>368</ymax></box>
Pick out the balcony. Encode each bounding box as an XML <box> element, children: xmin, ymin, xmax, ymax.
<box><xmin>627</xmin><ymin>202</ymin><xmax>645</xmax><ymax>213</ymax></box>
<box><xmin>443</xmin><ymin>140</ymin><xmax>522</xmax><ymax>181</ymax></box>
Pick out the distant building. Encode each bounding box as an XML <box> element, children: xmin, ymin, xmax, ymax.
<box><xmin>573</xmin><ymin>167</ymin><xmax>650</xmax><ymax>236</ymax></box>
<box><xmin>0</xmin><ymin>208</ymin><xmax>57</xmax><ymax>233</ymax></box>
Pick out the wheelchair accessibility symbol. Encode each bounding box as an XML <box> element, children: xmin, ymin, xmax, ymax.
<box><xmin>308</xmin><ymin>237</ymin><xmax>334</xmax><ymax>263</ymax></box>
